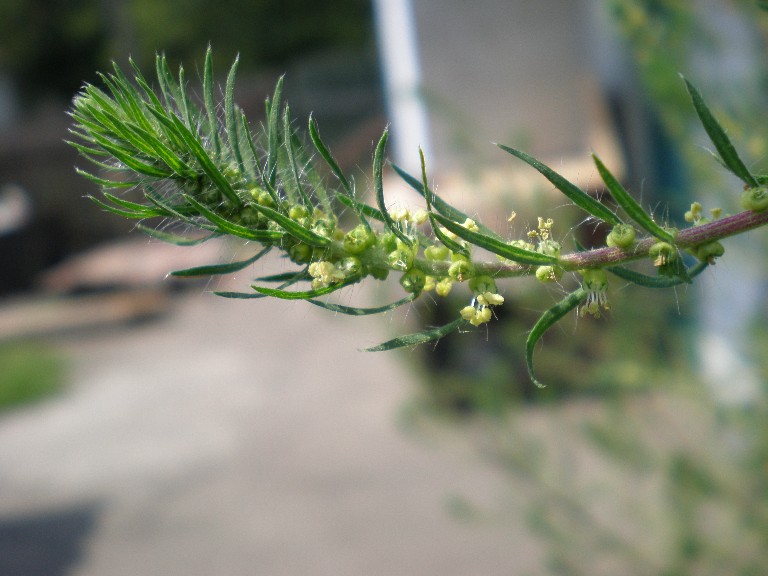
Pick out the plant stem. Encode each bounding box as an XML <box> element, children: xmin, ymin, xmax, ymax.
<box><xmin>465</xmin><ymin>209</ymin><xmax>768</xmax><ymax>278</ymax></box>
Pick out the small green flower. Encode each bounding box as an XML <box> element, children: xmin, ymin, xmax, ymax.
<box><xmin>606</xmin><ymin>224</ymin><xmax>636</xmax><ymax>249</ymax></box>
<box><xmin>343</xmin><ymin>224</ymin><xmax>376</xmax><ymax>254</ymax></box>
<box><xmin>435</xmin><ymin>278</ymin><xmax>453</xmax><ymax>297</ymax></box>
<box><xmin>740</xmin><ymin>186</ymin><xmax>768</xmax><ymax>212</ymax></box>
<box><xmin>535</xmin><ymin>265</ymin><xmax>562</xmax><ymax>283</ymax></box>
<box><xmin>448</xmin><ymin>259</ymin><xmax>474</xmax><ymax>282</ymax></box>
<box><xmin>649</xmin><ymin>241</ymin><xmax>676</xmax><ymax>267</ymax></box>
<box><xmin>579</xmin><ymin>268</ymin><xmax>609</xmax><ymax>318</ymax></box>
<box><xmin>693</xmin><ymin>241</ymin><xmax>725</xmax><ymax>263</ymax></box>
<box><xmin>308</xmin><ymin>261</ymin><xmax>345</xmax><ymax>289</ymax></box>
<box><xmin>400</xmin><ymin>268</ymin><xmax>427</xmax><ymax>294</ymax></box>
<box><xmin>424</xmin><ymin>244</ymin><xmax>450</xmax><ymax>261</ymax></box>
<box><xmin>460</xmin><ymin>304</ymin><xmax>493</xmax><ymax>326</ymax></box>
<box><xmin>387</xmin><ymin>248</ymin><xmax>414</xmax><ymax>271</ymax></box>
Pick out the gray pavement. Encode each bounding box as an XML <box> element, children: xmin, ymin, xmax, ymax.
<box><xmin>0</xmin><ymin>267</ymin><xmax>541</xmax><ymax>575</ymax></box>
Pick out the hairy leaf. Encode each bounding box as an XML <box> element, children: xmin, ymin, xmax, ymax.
<box><xmin>184</xmin><ymin>195</ymin><xmax>283</xmax><ymax>242</ymax></box>
<box><xmin>364</xmin><ymin>317</ymin><xmax>466</xmax><ymax>351</ymax></box>
<box><xmin>430</xmin><ymin>212</ymin><xmax>557</xmax><ymax>265</ymax></box>
<box><xmin>308</xmin><ymin>114</ymin><xmax>353</xmax><ymax>195</ymax></box>
<box><xmin>170</xmin><ymin>246</ymin><xmax>271</xmax><ymax>277</ymax></box>
<box><xmin>682</xmin><ymin>77</ymin><xmax>758</xmax><ymax>188</ymax></box>
<box><xmin>252</xmin><ymin>279</ymin><xmax>356</xmax><ymax>300</ymax></box>
<box><xmin>308</xmin><ymin>293</ymin><xmax>417</xmax><ymax>315</ymax></box>
<box><xmin>374</xmin><ymin>130</ymin><xmax>412</xmax><ymax>247</ymax></box>
<box><xmin>592</xmin><ymin>154</ymin><xmax>675</xmax><ymax>243</ymax></box>
<box><xmin>250</xmin><ymin>202</ymin><xmax>330</xmax><ymax>247</ymax></box>
<box><xmin>496</xmin><ymin>144</ymin><xmax>621</xmax><ymax>225</ymax></box>
<box><xmin>607</xmin><ymin>261</ymin><xmax>708</xmax><ymax>288</ymax></box>
<box><xmin>527</xmin><ymin>288</ymin><xmax>586</xmax><ymax>388</ymax></box>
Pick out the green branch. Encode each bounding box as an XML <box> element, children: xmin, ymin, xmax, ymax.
<box><xmin>68</xmin><ymin>51</ymin><xmax>768</xmax><ymax>388</ymax></box>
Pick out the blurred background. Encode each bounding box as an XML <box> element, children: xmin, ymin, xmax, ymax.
<box><xmin>0</xmin><ymin>1</ymin><xmax>767</xmax><ymax>574</ymax></box>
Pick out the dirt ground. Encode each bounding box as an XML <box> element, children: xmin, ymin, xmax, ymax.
<box><xmin>0</xmin><ymin>266</ymin><xmax>544</xmax><ymax>575</ymax></box>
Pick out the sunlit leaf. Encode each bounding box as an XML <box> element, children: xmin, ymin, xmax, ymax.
<box><xmin>592</xmin><ymin>154</ymin><xmax>675</xmax><ymax>243</ymax></box>
<box><xmin>682</xmin><ymin>76</ymin><xmax>758</xmax><ymax>188</ymax></box>
<box><xmin>364</xmin><ymin>317</ymin><xmax>466</xmax><ymax>351</ymax></box>
<box><xmin>430</xmin><ymin>212</ymin><xmax>557</xmax><ymax>265</ymax></box>
<box><xmin>496</xmin><ymin>144</ymin><xmax>621</xmax><ymax>225</ymax></box>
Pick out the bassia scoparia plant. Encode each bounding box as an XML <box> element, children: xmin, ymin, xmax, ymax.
<box><xmin>68</xmin><ymin>49</ymin><xmax>768</xmax><ymax>387</ymax></box>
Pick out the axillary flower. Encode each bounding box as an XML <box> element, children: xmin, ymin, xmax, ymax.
<box><xmin>579</xmin><ymin>268</ymin><xmax>610</xmax><ymax>318</ymax></box>
<box><xmin>460</xmin><ymin>275</ymin><xmax>504</xmax><ymax>326</ymax></box>
<box><xmin>308</xmin><ymin>261</ymin><xmax>346</xmax><ymax>289</ymax></box>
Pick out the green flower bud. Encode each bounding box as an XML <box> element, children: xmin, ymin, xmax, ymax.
<box><xmin>435</xmin><ymin>278</ymin><xmax>453</xmax><ymax>297</ymax></box>
<box><xmin>379</xmin><ymin>232</ymin><xmax>398</xmax><ymax>253</ymax></box>
<box><xmin>468</xmin><ymin>275</ymin><xmax>497</xmax><ymax>295</ymax></box>
<box><xmin>288</xmin><ymin>242</ymin><xmax>313</xmax><ymax>264</ymax></box>
<box><xmin>387</xmin><ymin>248</ymin><xmax>414</xmax><ymax>271</ymax></box>
<box><xmin>399</xmin><ymin>268</ymin><xmax>427</xmax><ymax>294</ymax></box>
<box><xmin>311</xmin><ymin>218</ymin><xmax>335</xmax><ymax>239</ymax></box>
<box><xmin>338</xmin><ymin>256</ymin><xmax>363</xmax><ymax>277</ymax></box>
<box><xmin>693</xmin><ymin>241</ymin><xmax>725</xmax><ymax>263</ymax></box>
<box><xmin>606</xmin><ymin>224</ymin><xmax>636</xmax><ymax>249</ymax></box>
<box><xmin>649</xmin><ymin>241</ymin><xmax>676</xmax><ymax>267</ymax></box>
<box><xmin>424</xmin><ymin>244</ymin><xmax>450</xmax><ymax>261</ymax></box>
<box><xmin>239</xmin><ymin>206</ymin><xmax>261</xmax><ymax>226</ymax></box>
<box><xmin>579</xmin><ymin>268</ymin><xmax>608</xmax><ymax>291</ymax></box>
<box><xmin>343</xmin><ymin>224</ymin><xmax>376</xmax><ymax>255</ymax></box>
<box><xmin>740</xmin><ymin>186</ymin><xmax>768</xmax><ymax>212</ymax></box>
<box><xmin>254</xmin><ymin>189</ymin><xmax>276</xmax><ymax>208</ymax></box>
<box><xmin>448</xmin><ymin>260</ymin><xmax>474</xmax><ymax>281</ymax></box>
<box><xmin>535</xmin><ymin>265</ymin><xmax>562</xmax><ymax>283</ymax></box>
<box><xmin>289</xmin><ymin>205</ymin><xmax>310</xmax><ymax>220</ymax></box>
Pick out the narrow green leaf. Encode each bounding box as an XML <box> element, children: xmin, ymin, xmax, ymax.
<box><xmin>184</xmin><ymin>195</ymin><xmax>283</xmax><ymax>242</ymax></box>
<box><xmin>364</xmin><ymin>317</ymin><xmax>466</xmax><ymax>351</ymax></box>
<box><xmin>391</xmin><ymin>162</ymin><xmax>501</xmax><ymax>239</ymax></box>
<box><xmin>283</xmin><ymin>106</ymin><xmax>312</xmax><ymax>208</ymax></box>
<box><xmin>225</xmin><ymin>55</ymin><xmax>245</xmax><ymax>175</ymax></box>
<box><xmin>592</xmin><ymin>154</ymin><xmax>675</xmax><ymax>243</ymax></box>
<box><xmin>430</xmin><ymin>212</ymin><xmax>557</xmax><ymax>265</ymax></box>
<box><xmin>496</xmin><ymin>144</ymin><xmax>622</xmax><ymax>225</ymax></box>
<box><xmin>91</xmin><ymin>136</ymin><xmax>172</xmax><ymax>178</ymax></box>
<box><xmin>526</xmin><ymin>288</ymin><xmax>587</xmax><ymax>388</ymax></box>
<box><xmin>74</xmin><ymin>167</ymin><xmax>138</xmax><ymax>188</ymax></box>
<box><xmin>203</xmin><ymin>46</ymin><xmax>222</xmax><ymax>159</ymax></box>
<box><xmin>682</xmin><ymin>76</ymin><xmax>758</xmax><ymax>187</ymax></box>
<box><xmin>429</xmin><ymin>213</ymin><xmax>470</xmax><ymax>257</ymax></box>
<box><xmin>607</xmin><ymin>261</ymin><xmax>708</xmax><ymax>288</ymax></box>
<box><xmin>308</xmin><ymin>293</ymin><xmax>417</xmax><ymax>316</ymax></box>
<box><xmin>374</xmin><ymin>130</ymin><xmax>412</xmax><ymax>247</ymax></box>
<box><xmin>137</xmin><ymin>225</ymin><xmax>220</xmax><ymax>246</ymax></box>
<box><xmin>266</xmin><ymin>76</ymin><xmax>284</xmax><ymax>188</ymax></box>
<box><xmin>308</xmin><ymin>114</ymin><xmax>353</xmax><ymax>195</ymax></box>
<box><xmin>336</xmin><ymin>194</ymin><xmax>385</xmax><ymax>222</ymax></box>
<box><xmin>255</xmin><ymin>271</ymin><xmax>310</xmax><ymax>283</ymax></box>
<box><xmin>250</xmin><ymin>203</ymin><xmax>330</xmax><ymax>247</ymax></box>
<box><xmin>171</xmin><ymin>246</ymin><xmax>271</xmax><ymax>277</ymax></box>
<box><xmin>167</xmin><ymin>114</ymin><xmax>241</xmax><ymax>206</ymax></box>
<box><xmin>213</xmin><ymin>291</ymin><xmax>266</xmax><ymax>299</ymax></box>
<box><xmin>101</xmin><ymin>192</ymin><xmax>164</xmax><ymax>216</ymax></box>
<box><xmin>89</xmin><ymin>195</ymin><xmax>150</xmax><ymax>219</ymax></box>
<box><xmin>252</xmin><ymin>279</ymin><xmax>356</xmax><ymax>300</ymax></box>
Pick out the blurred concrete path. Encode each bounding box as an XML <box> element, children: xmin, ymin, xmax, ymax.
<box><xmin>0</xmin><ymin>272</ymin><xmax>540</xmax><ymax>575</ymax></box>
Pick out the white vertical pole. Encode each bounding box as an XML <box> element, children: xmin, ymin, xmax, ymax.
<box><xmin>372</xmin><ymin>0</ymin><xmax>432</xmax><ymax>174</ymax></box>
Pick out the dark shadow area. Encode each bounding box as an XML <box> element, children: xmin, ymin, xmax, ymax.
<box><xmin>0</xmin><ymin>503</ymin><xmax>100</xmax><ymax>576</ymax></box>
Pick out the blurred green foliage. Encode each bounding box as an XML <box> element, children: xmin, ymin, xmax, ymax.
<box><xmin>0</xmin><ymin>0</ymin><xmax>372</xmax><ymax>106</ymax></box>
<box><xmin>0</xmin><ymin>340</ymin><xmax>66</xmax><ymax>411</ymax></box>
